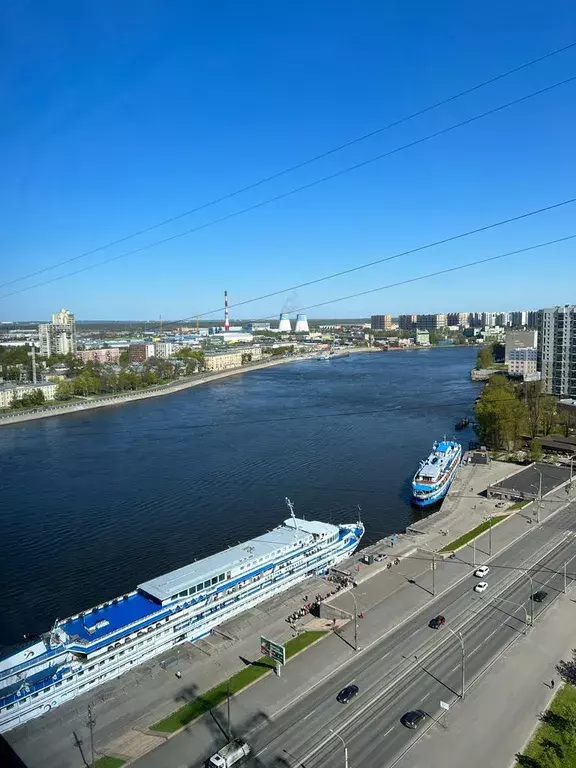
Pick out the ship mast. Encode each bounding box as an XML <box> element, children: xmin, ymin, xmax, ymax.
<box><xmin>285</xmin><ymin>497</ymin><xmax>298</xmax><ymax>529</ymax></box>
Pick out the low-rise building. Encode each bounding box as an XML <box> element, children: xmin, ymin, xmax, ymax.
<box><xmin>0</xmin><ymin>381</ymin><xmax>57</xmax><ymax>409</ymax></box>
<box><xmin>508</xmin><ymin>347</ymin><xmax>537</xmax><ymax>378</ymax></box>
<box><xmin>504</xmin><ymin>329</ymin><xmax>538</xmax><ymax>363</ymax></box>
<box><xmin>78</xmin><ymin>348</ymin><xmax>121</xmax><ymax>364</ymax></box>
<box><xmin>415</xmin><ymin>329</ymin><xmax>430</xmax><ymax>346</ymax></box>
<box><xmin>204</xmin><ymin>347</ymin><xmax>263</xmax><ymax>372</ymax></box>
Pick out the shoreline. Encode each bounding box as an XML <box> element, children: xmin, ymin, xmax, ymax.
<box><xmin>0</xmin><ymin>356</ymin><xmax>302</xmax><ymax>426</ymax></box>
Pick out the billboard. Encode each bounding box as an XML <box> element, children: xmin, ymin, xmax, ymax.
<box><xmin>260</xmin><ymin>636</ymin><xmax>286</xmax><ymax>665</ymax></box>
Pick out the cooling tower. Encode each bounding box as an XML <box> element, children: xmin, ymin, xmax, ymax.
<box><xmin>278</xmin><ymin>313</ymin><xmax>292</xmax><ymax>332</ymax></box>
<box><xmin>294</xmin><ymin>314</ymin><xmax>309</xmax><ymax>333</ymax></box>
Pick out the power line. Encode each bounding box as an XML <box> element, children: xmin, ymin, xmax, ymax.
<box><xmin>2</xmin><ymin>75</ymin><xmax>575</xmax><ymax>301</ymax></box>
<box><xmin>283</xmin><ymin>233</ymin><xmax>576</xmax><ymax>316</ymax></box>
<box><xmin>2</xmin><ymin>40</ymin><xmax>574</xmax><ymax>293</ymax></box>
<box><xmin>182</xmin><ymin>197</ymin><xmax>576</xmax><ymax>323</ymax></box>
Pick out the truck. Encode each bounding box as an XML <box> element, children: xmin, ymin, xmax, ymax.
<box><xmin>206</xmin><ymin>738</ymin><xmax>251</xmax><ymax>767</ymax></box>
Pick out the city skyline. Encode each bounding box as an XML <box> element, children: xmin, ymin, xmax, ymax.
<box><xmin>1</xmin><ymin>3</ymin><xmax>576</xmax><ymax>319</ymax></box>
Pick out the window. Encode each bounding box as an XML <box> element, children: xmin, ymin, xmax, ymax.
<box><xmin>211</xmin><ymin>577</ymin><xmax>217</xmax><ymax>585</ymax></box>
<box><xmin>32</xmin><ymin>693</ymin><xmax>39</xmax><ymax>699</ymax></box>
<box><xmin>226</xmin><ymin>572</ymin><xmax>231</xmax><ymax>579</ymax></box>
<box><xmin>170</xmin><ymin>594</ymin><xmax>178</xmax><ymax>601</ymax></box>
<box><xmin>6</xmin><ymin>704</ymin><xmax>14</xmax><ymax>710</ymax></box>
<box><xmin>78</xmin><ymin>670</ymin><xmax>84</xmax><ymax>676</ymax></box>
<box><xmin>45</xmin><ymin>687</ymin><xmax>51</xmax><ymax>693</ymax></box>
<box><xmin>190</xmin><ymin>585</ymin><xmax>196</xmax><ymax>594</ymax></box>
<box><xmin>179</xmin><ymin>590</ymin><xmax>188</xmax><ymax>598</ymax></box>
<box><xmin>204</xmin><ymin>580</ymin><xmax>210</xmax><ymax>589</ymax></box>
<box><xmin>218</xmin><ymin>574</ymin><xmax>225</xmax><ymax>582</ymax></box>
<box><xmin>55</xmin><ymin>682</ymin><xmax>62</xmax><ymax>688</ymax></box>
<box><xmin>88</xmin><ymin>665</ymin><xmax>95</xmax><ymax>671</ymax></box>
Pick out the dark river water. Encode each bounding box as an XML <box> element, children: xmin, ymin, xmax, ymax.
<box><xmin>0</xmin><ymin>347</ymin><xmax>481</xmax><ymax>648</ymax></box>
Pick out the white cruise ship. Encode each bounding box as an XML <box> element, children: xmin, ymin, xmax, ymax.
<box><xmin>0</xmin><ymin>500</ymin><xmax>364</xmax><ymax>733</ymax></box>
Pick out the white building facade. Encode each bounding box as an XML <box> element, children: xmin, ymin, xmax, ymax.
<box><xmin>39</xmin><ymin>308</ymin><xmax>77</xmax><ymax>357</ymax></box>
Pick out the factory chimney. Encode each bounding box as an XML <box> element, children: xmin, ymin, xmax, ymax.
<box><xmin>224</xmin><ymin>290</ymin><xmax>230</xmax><ymax>332</ymax></box>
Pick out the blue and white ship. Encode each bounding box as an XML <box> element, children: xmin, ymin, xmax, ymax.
<box><xmin>411</xmin><ymin>439</ymin><xmax>462</xmax><ymax>506</ymax></box>
<box><xmin>0</xmin><ymin>500</ymin><xmax>363</xmax><ymax>733</ymax></box>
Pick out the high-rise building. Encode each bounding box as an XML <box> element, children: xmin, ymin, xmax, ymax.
<box><xmin>371</xmin><ymin>314</ymin><xmax>393</xmax><ymax>330</ymax></box>
<box><xmin>38</xmin><ymin>308</ymin><xmax>77</xmax><ymax>357</ymax></box>
<box><xmin>447</xmin><ymin>312</ymin><xmax>469</xmax><ymax>328</ymax></box>
<box><xmin>527</xmin><ymin>310</ymin><xmax>539</xmax><ymax>328</ymax></box>
<box><xmin>482</xmin><ymin>312</ymin><xmax>498</xmax><ymax>327</ymax></box>
<box><xmin>398</xmin><ymin>314</ymin><xmax>417</xmax><ymax>330</ymax></box>
<box><xmin>468</xmin><ymin>312</ymin><xmax>484</xmax><ymax>328</ymax></box>
<box><xmin>538</xmin><ymin>306</ymin><xmax>576</xmax><ymax>397</ymax></box>
<box><xmin>129</xmin><ymin>343</ymin><xmax>155</xmax><ymax>363</ymax></box>
<box><xmin>496</xmin><ymin>312</ymin><xmax>510</xmax><ymax>327</ymax></box>
<box><xmin>416</xmin><ymin>314</ymin><xmax>447</xmax><ymax>330</ymax></box>
<box><xmin>509</xmin><ymin>310</ymin><xmax>528</xmax><ymax>328</ymax></box>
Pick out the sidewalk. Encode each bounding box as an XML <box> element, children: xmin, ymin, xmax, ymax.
<box><xmin>8</xmin><ymin>462</ymin><xmax>574</xmax><ymax>768</ymax></box>
<box><xmin>392</xmin><ymin>591</ymin><xmax>576</xmax><ymax>768</ymax></box>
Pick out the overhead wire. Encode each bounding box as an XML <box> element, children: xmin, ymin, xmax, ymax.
<box><xmin>2</xmin><ymin>39</ymin><xmax>575</xmax><ymax>292</ymax></box>
<box><xmin>2</xmin><ymin>75</ymin><xmax>576</xmax><ymax>301</ymax></box>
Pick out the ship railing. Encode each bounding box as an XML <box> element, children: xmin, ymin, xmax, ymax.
<box><xmin>66</xmin><ymin>606</ymin><xmax>171</xmax><ymax>650</ymax></box>
<box><xmin>0</xmin><ymin>646</ymin><xmax>65</xmax><ymax>683</ymax></box>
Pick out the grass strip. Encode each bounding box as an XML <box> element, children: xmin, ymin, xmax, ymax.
<box><xmin>439</xmin><ymin>515</ymin><xmax>508</xmax><ymax>553</ymax></box>
<box><xmin>151</xmin><ymin>630</ymin><xmax>326</xmax><ymax>733</ymax></box>
<box><xmin>94</xmin><ymin>757</ymin><xmax>126</xmax><ymax>768</ymax></box>
<box><xmin>516</xmin><ymin>683</ymin><xmax>576</xmax><ymax>767</ymax></box>
<box><xmin>508</xmin><ymin>500</ymin><xmax>529</xmax><ymax>510</ymax></box>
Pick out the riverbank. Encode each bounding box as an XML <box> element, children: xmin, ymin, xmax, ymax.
<box><xmin>0</xmin><ymin>355</ymin><xmax>303</xmax><ymax>426</ymax></box>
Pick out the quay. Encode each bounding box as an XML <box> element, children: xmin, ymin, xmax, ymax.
<box><xmin>7</xmin><ymin>453</ymin><xmax>575</xmax><ymax>768</ymax></box>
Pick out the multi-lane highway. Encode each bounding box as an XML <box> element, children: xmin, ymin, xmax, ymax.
<box><xmin>133</xmin><ymin>502</ymin><xmax>576</xmax><ymax>768</ymax></box>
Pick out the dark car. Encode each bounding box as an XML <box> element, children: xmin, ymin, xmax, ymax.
<box><xmin>337</xmin><ymin>684</ymin><xmax>359</xmax><ymax>704</ymax></box>
<box><xmin>429</xmin><ymin>615</ymin><xmax>446</xmax><ymax>629</ymax></box>
<box><xmin>532</xmin><ymin>590</ymin><xmax>548</xmax><ymax>603</ymax></box>
<box><xmin>401</xmin><ymin>709</ymin><xmax>427</xmax><ymax>730</ymax></box>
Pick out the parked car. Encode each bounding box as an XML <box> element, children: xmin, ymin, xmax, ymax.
<box><xmin>337</xmin><ymin>684</ymin><xmax>359</xmax><ymax>704</ymax></box>
<box><xmin>474</xmin><ymin>566</ymin><xmax>490</xmax><ymax>578</ymax></box>
<box><xmin>474</xmin><ymin>581</ymin><xmax>489</xmax><ymax>593</ymax></box>
<box><xmin>428</xmin><ymin>615</ymin><xmax>446</xmax><ymax>629</ymax></box>
<box><xmin>532</xmin><ymin>590</ymin><xmax>548</xmax><ymax>603</ymax></box>
<box><xmin>400</xmin><ymin>709</ymin><xmax>427</xmax><ymax>730</ymax></box>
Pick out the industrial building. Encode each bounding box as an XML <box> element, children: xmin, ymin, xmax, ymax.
<box><xmin>294</xmin><ymin>314</ymin><xmax>309</xmax><ymax>333</ymax></box>
<box><xmin>278</xmin><ymin>314</ymin><xmax>292</xmax><ymax>333</ymax></box>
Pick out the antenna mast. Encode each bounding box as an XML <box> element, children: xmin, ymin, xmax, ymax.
<box><xmin>285</xmin><ymin>497</ymin><xmax>298</xmax><ymax>529</ymax></box>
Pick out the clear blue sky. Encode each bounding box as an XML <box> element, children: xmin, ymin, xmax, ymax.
<box><xmin>1</xmin><ymin>0</ymin><xmax>575</xmax><ymax>321</ymax></box>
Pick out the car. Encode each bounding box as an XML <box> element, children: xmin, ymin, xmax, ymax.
<box><xmin>474</xmin><ymin>566</ymin><xmax>490</xmax><ymax>578</ymax></box>
<box><xmin>474</xmin><ymin>581</ymin><xmax>489</xmax><ymax>593</ymax></box>
<box><xmin>532</xmin><ymin>590</ymin><xmax>548</xmax><ymax>603</ymax></box>
<box><xmin>400</xmin><ymin>709</ymin><xmax>427</xmax><ymax>730</ymax></box>
<box><xmin>428</xmin><ymin>615</ymin><xmax>446</xmax><ymax>629</ymax></box>
<box><xmin>337</xmin><ymin>684</ymin><xmax>359</xmax><ymax>704</ymax></box>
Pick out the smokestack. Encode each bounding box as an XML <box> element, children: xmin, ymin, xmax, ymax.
<box><xmin>224</xmin><ymin>290</ymin><xmax>230</xmax><ymax>332</ymax></box>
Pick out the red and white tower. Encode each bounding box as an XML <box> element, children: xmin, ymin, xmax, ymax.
<box><xmin>224</xmin><ymin>290</ymin><xmax>230</xmax><ymax>332</ymax></box>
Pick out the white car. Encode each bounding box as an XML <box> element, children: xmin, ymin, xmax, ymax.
<box><xmin>474</xmin><ymin>566</ymin><xmax>490</xmax><ymax>578</ymax></box>
<box><xmin>474</xmin><ymin>581</ymin><xmax>489</xmax><ymax>593</ymax></box>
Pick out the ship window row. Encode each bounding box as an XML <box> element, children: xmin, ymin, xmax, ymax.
<box><xmin>170</xmin><ymin>571</ymin><xmax>231</xmax><ymax>601</ymax></box>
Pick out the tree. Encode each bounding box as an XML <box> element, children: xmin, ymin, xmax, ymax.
<box><xmin>525</xmin><ymin>381</ymin><xmax>542</xmax><ymax>439</ymax></box>
<box><xmin>539</xmin><ymin>395</ymin><xmax>557</xmax><ymax>436</ymax></box>
<box><xmin>476</xmin><ymin>347</ymin><xmax>493</xmax><ymax>369</ymax></box>
<box><xmin>56</xmin><ymin>380</ymin><xmax>74</xmax><ymax>400</ymax></box>
<box><xmin>119</xmin><ymin>351</ymin><xmax>129</xmax><ymax>367</ymax></box>
<box><xmin>241</xmin><ymin>353</ymin><xmax>252</xmax><ymax>364</ymax></box>
<box><xmin>475</xmin><ymin>375</ymin><xmax>527</xmax><ymax>450</ymax></box>
<box><xmin>530</xmin><ymin>438</ymin><xmax>543</xmax><ymax>462</ymax></box>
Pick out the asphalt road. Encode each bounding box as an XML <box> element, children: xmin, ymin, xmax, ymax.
<box><xmin>133</xmin><ymin>503</ymin><xmax>576</xmax><ymax>768</ymax></box>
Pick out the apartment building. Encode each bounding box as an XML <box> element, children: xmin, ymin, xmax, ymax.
<box><xmin>538</xmin><ymin>306</ymin><xmax>576</xmax><ymax>397</ymax></box>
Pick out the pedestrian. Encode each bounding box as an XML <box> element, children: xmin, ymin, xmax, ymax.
<box><xmin>550</xmin><ymin>679</ymin><xmax>555</xmax><ymax>689</ymax></box>
<box><xmin>175</xmin><ymin>670</ymin><xmax>182</xmax><ymax>679</ymax></box>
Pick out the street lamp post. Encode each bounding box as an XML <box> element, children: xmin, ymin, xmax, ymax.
<box><xmin>422</xmin><ymin>543</ymin><xmax>436</xmax><ymax>596</ymax></box>
<box><xmin>533</xmin><ymin>467</ymin><xmax>543</xmax><ymax>524</ymax></box>
<box><xmin>350</xmin><ymin>590</ymin><xmax>359</xmax><ymax>652</ymax></box>
<box><xmin>446</xmin><ymin>628</ymin><xmax>465</xmax><ymax>699</ymax></box>
<box><xmin>329</xmin><ymin>729</ymin><xmax>348</xmax><ymax>768</ymax></box>
<box><xmin>527</xmin><ymin>573</ymin><xmax>534</xmax><ymax>627</ymax></box>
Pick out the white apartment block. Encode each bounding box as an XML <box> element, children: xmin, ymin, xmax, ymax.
<box><xmin>0</xmin><ymin>382</ymin><xmax>57</xmax><ymax>409</ymax></box>
<box><xmin>39</xmin><ymin>308</ymin><xmax>77</xmax><ymax>357</ymax></box>
<box><xmin>538</xmin><ymin>306</ymin><xmax>576</xmax><ymax>397</ymax></box>
<box><xmin>508</xmin><ymin>347</ymin><xmax>537</xmax><ymax>378</ymax></box>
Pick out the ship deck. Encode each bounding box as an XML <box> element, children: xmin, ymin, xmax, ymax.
<box><xmin>60</xmin><ymin>592</ymin><xmax>163</xmax><ymax>645</ymax></box>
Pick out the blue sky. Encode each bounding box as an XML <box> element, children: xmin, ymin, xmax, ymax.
<box><xmin>1</xmin><ymin>0</ymin><xmax>575</xmax><ymax>321</ymax></box>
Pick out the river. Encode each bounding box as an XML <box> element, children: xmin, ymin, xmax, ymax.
<box><xmin>0</xmin><ymin>347</ymin><xmax>481</xmax><ymax>648</ymax></box>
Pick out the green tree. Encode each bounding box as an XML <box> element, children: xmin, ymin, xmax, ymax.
<box><xmin>539</xmin><ymin>395</ymin><xmax>557</xmax><ymax>436</ymax></box>
<box><xmin>241</xmin><ymin>353</ymin><xmax>252</xmax><ymax>364</ymax></box>
<box><xmin>476</xmin><ymin>347</ymin><xmax>493</xmax><ymax>369</ymax></box>
<box><xmin>530</xmin><ymin>438</ymin><xmax>543</xmax><ymax>462</ymax></box>
<box><xmin>525</xmin><ymin>381</ymin><xmax>542</xmax><ymax>438</ymax></box>
<box><xmin>56</xmin><ymin>380</ymin><xmax>74</xmax><ymax>400</ymax></box>
<box><xmin>475</xmin><ymin>375</ymin><xmax>527</xmax><ymax>450</ymax></box>
<box><xmin>119</xmin><ymin>351</ymin><xmax>129</xmax><ymax>367</ymax></box>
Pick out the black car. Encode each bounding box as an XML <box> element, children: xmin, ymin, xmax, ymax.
<box><xmin>401</xmin><ymin>709</ymin><xmax>427</xmax><ymax>730</ymax></box>
<box><xmin>532</xmin><ymin>590</ymin><xmax>548</xmax><ymax>603</ymax></box>
<box><xmin>337</xmin><ymin>684</ymin><xmax>359</xmax><ymax>704</ymax></box>
<box><xmin>429</xmin><ymin>615</ymin><xmax>446</xmax><ymax>629</ymax></box>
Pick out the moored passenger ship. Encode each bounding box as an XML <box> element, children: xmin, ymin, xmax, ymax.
<box><xmin>0</xmin><ymin>500</ymin><xmax>364</xmax><ymax>733</ymax></box>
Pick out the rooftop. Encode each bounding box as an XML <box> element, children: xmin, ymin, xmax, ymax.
<box><xmin>138</xmin><ymin>518</ymin><xmax>336</xmax><ymax>602</ymax></box>
<box><xmin>60</xmin><ymin>592</ymin><xmax>163</xmax><ymax>644</ymax></box>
